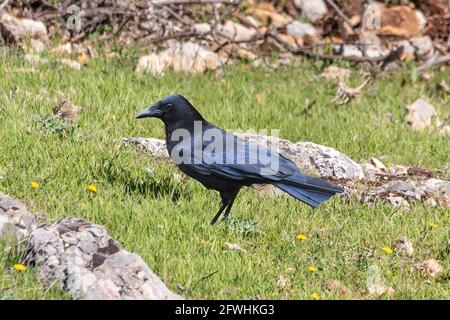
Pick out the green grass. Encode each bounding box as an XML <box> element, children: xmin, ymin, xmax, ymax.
<box><xmin>0</xmin><ymin>49</ymin><xmax>448</xmax><ymax>299</ymax></box>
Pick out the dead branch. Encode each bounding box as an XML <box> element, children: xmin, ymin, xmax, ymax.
<box><xmin>417</xmin><ymin>53</ymin><xmax>450</xmax><ymax>72</ymax></box>
<box><xmin>267</xmin><ymin>30</ymin><xmax>400</xmax><ymax>64</ymax></box>
<box><xmin>213</xmin><ymin>32</ymin><xmax>267</xmax><ymax>52</ymax></box>
<box><xmin>325</xmin><ymin>0</ymin><xmax>355</xmax><ymax>31</ymax></box>
<box><xmin>140</xmin><ymin>30</ymin><xmax>208</xmax><ymax>44</ymax></box>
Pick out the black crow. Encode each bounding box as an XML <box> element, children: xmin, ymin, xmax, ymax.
<box><xmin>137</xmin><ymin>94</ymin><xmax>343</xmax><ymax>225</ymax></box>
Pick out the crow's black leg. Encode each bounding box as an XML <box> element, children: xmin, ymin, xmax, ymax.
<box><xmin>210</xmin><ymin>202</ymin><xmax>228</xmax><ymax>225</ymax></box>
<box><xmin>210</xmin><ymin>189</ymin><xmax>240</xmax><ymax>225</ymax></box>
<box><xmin>221</xmin><ymin>196</ymin><xmax>237</xmax><ymax>222</ymax></box>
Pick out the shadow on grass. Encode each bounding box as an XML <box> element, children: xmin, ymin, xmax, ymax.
<box><xmin>91</xmin><ymin>155</ymin><xmax>186</xmax><ymax>202</ymax></box>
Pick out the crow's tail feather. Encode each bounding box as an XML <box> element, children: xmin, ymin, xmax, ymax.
<box><xmin>273</xmin><ymin>173</ymin><xmax>343</xmax><ymax>207</ymax></box>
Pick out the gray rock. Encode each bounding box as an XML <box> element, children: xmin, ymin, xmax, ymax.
<box><xmin>359</xmin><ymin>32</ymin><xmax>387</xmax><ymax>58</ymax></box>
<box><xmin>392</xmin><ymin>40</ymin><xmax>415</xmax><ymax>58</ymax></box>
<box><xmin>0</xmin><ymin>192</ymin><xmax>36</xmax><ymax>241</ymax></box>
<box><xmin>191</xmin><ymin>23</ymin><xmax>211</xmax><ymax>35</ymax></box>
<box><xmin>0</xmin><ymin>12</ymin><xmax>48</xmax><ymax>44</ymax></box>
<box><xmin>361</xmin><ymin>158</ymin><xmax>388</xmax><ymax>180</ymax></box>
<box><xmin>367</xmin><ymin>180</ymin><xmax>424</xmax><ymax>205</ymax></box>
<box><xmin>422</xmin><ymin>178</ymin><xmax>450</xmax><ymax>196</ymax></box>
<box><xmin>378</xmin><ymin>180</ymin><xmax>417</xmax><ymax>193</ymax></box>
<box><xmin>29</xmin><ymin>39</ymin><xmax>45</xmax><ymax>53</ymax></box>
<box><xmin>26</xmin><ymin>217</ymin><xmax>182</xmax><ymax>300</ymax></box>
<box><xmin>218</xmin><ymin>20</ymin><xmax>257</xmax><ymax>42</ymax></box>
<box><xmin>385</xmin><ymin>196</ymin><xmax>410</xmax><ymax>209</ymax></box>
<box><xmin>244</xmin><ymin>15</ymin><xmax>261</xmax><ymax>29</ymax></box>
<box><xmin>410</xmin><ymin>36</ymin><xmax>434</xmax><ymax>58</ymax></box>
<box><xmin>286</xmin><ymin>21</ymin><xmax>318</xmax><ymax>38</ymax></box>
<box><xmin>294</xmin><ymin>141</ymin><xmax>365</xmax><ymax>180</ymax></box>
<box><xmin>294</xmin><ymin>0</ymin><xmax>328</xmax><ymax>23</ymax></box>
<box><xmin>405</xmin><ymin>98</ymin><xmax>437</xmax><ymax>131</ymax></box>
<box><xmin>394</xmin><ymin>236</ymin><xmax>414</xmax><ymax>257</ymax></box>
<box><xmin>389</xmin><ymin>165</ymin><xmax>408</xmax><ymax>176</ymax></box>
<box><xmin>338</xmin><ymin>45</ymin><xmax>363</xmax><ymax>58</ymax></box>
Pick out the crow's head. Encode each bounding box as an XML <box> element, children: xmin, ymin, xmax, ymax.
<box><xmin>137</xmin><ymin>94</ymin><xmax>204</xmax><ymax>123</ymax></box>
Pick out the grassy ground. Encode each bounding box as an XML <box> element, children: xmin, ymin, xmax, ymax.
<box><xmin>0</xmin><ymin>49</ymin><xmax>448</xmax><ymax>299</ymax></box>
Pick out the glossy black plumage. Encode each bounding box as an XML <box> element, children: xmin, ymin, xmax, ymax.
<box><xmin>137</xmin><ymin>94</ymin><xmax>343</xmax><ymax>224</ymax></box>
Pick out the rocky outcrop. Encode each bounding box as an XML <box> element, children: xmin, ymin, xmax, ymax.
<box><xmin>26</xmin><ymin>218</ymin><xmax>182</xmax><ymax>300</ymax></box>
<box><xmin>0</xmin><ymin>192</ymin><xmax>181</xmax><ymax>300</ymax></box>
<box><xmin>0</xmin><ymin>12</ymin><xmax>48</xmax><ymax>44</ymax></box>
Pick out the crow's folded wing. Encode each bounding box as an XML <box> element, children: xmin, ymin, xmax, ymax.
<box><xmin>187</xmin><ymin>131</ymin><xmax>306</xmax><ymax>183</ymax></box>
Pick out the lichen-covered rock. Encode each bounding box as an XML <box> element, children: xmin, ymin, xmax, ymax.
<box><xmin>0</xmin><ymin>192</ymin><xmax>36</xmax><ymax>241</ymax></box>
<box><xmin>422</xmin><ymin>178</ymin><xmax>450</xmax><ymax>196</ymax></box>
<box><xmin>294</xmin><ymin>142</ymin><xmax>364</xmax><ymax>180</ymax></box>
<box><xmin>26</xmin><ymin>217</ymin><xmax>182</xmax><ymax>300</ymax></box>
<box><xmin>124</xmin><ymin>137</ymin><xmax>169</xmax><ymax>159</ymax></box>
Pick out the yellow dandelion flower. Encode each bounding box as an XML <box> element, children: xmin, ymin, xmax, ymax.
<box><xmin>308</xmin><ymin>266</ymin><xmax>318</xmax><ymax>272</ymax></box>
<box><xmin>382</xmin><ymin>246</ymin><xmax>393</xmax><ymax>255</ymax></box>
<box><xmin>295</xmin><ymin>234</ymin><xmax>308</xmax><ymax>241</ymax></box>
<box><xmin>428</xmin><ymin>221</ymin><xmax>438</xmax><ymax>229</ymax></box>
<box><xmin>14</xmin><ymin>263</ymin><xmax>27</xmax><ymax>271</ymax></box>
<box><xmin>31</xmin><ymin>181</ymin><xmax>40</xmax><ymax>189</ymax></box>
<box><xmin>311</xmin><ymin>293</ymin><xmax>321</xmax><ymax>300</ymax></box>
<box><xmin>87</xmin><ymin>184</ymin><xmax>97</xmax><ymax>193</ymax></box>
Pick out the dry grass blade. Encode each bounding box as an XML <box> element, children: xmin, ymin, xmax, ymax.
<box><xmin>332</xmin><ymin>80</ymin><xmax>369</xmax><ymax>104</ymax></box>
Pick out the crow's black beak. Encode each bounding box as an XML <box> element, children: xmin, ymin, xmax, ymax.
<box><xmin>136</xmin><ymin>104</ymin><xmax>163</xmax><ymax>119</ymax></box>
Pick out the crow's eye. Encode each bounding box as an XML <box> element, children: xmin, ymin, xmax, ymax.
<box><xmin>166</xmin><ymin>103</ymin><xmax>174</xmax><ymax>110</ymax></box>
